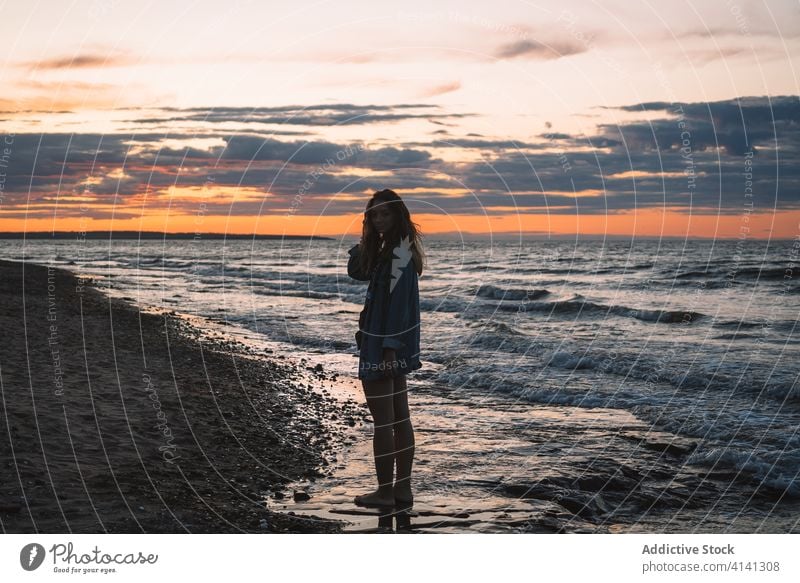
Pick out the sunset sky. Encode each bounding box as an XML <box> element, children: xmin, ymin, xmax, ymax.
<box><xmin>1</xmin><ymin>0</ymin><xmax>799</xmax><ymax>238</ymax></box>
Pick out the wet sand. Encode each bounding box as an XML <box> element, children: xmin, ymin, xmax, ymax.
<box><xmin>266</xmin><ymin>378</ymin><xmax>800</xmax><ymax>533</ymax></box>
<box><xmin>0</xmin><ymin>259</ymin><xmax>364</xmax><ymax>533</ymax></box>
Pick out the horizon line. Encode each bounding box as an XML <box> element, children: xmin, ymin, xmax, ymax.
<box><xmin>0</xmin><ymin>230</ymin><xmax>795</xmax><ymax>242</ymax></box>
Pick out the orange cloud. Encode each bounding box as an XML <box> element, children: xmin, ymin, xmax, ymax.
<box><xmin>16</xmin><ymin>52</ymin><xmax>136</xmax><ymax>70</ymax></box>
<box><xmin>419</xmin><ymin>81</ymin><xmax>462</xmax><ymax>98</ymax></box>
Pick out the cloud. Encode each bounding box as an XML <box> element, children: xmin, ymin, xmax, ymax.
<box><xmin>1</xmin><ymin>95</ymin><xmax>797</xmax><ymax>220</ymax></box>
<box><xmin>538</xmin><ymin>132</ymin><xmax>574</xmax><ymax>141</ymax></box>
<box><xmin>18</xmin><ymin>52</ymin><xmax>135</xmax><ymax>70</ymax></box>
<box><xmin>0</xmin><ymin>130</ymin><xmax>442</xmax><ymax>210</ymax></box>
<box><xmin>419</xmin><ymin>81</ymin><xmax>461</xmax><ymax>98</ymax></box>
<box><xmin>673</xmin><ymin>23</ymin><xmax>800</xmax><ymax>40</ymax></box>
<box><xmin>405</xmin><ymin>137</ymin><xmax>547</xmax><ymax>151</ymax></box>
<box><xmin>603</xmin><ymin>94</ymin><xmax>800</xmax><ymax>155</ymax></box>
<box><xmin>494</xmin><ymin>39</ymin><xmax>587</xmax><ymax>60</ymax></box>
<box><xmin>124</xmin><ymin>103</ymin><xmax>473</xmax><ymax>127</ymax></box>
<box><xmin>0</xmin><ymin>79</ymin><xmax>123</xmax><ymax>112</ymax></box>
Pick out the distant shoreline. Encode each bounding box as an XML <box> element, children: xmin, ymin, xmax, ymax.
<box><xmin>0</xmin><ymin>231</ymin><xmax>793</xmax><ymax>242</ymax></box>
<box><xmin>0</xmin><ymin>231</ymin><xmax>335</xmax><ymax>240</ymax></box>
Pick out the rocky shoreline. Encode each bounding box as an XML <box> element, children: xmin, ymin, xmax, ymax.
<box><xmin>0</xmin><ymin>259</ymin><xmax>364</xmax><ymax>533</ymax></box>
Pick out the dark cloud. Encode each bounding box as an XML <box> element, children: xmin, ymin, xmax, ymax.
<box><xmin>494</xmin><ymin>39</ymin><xmax>587</xmax><ymax>60</ymax></box>
<box><xmin>218</xmin><ymin>135</ymin><xmax>437</xmax><ymax>169</ymax></box>
<box><xmin>0</xmin><ymin>131</ymin><xmax>443</xmax><ymax>213</ymax></box>
<box><xmin>1</xmin><ymin>95</ymin><xmax>797</xmax><ymax>219</ymax></box>
<box><xmin>601</xmin><ymin>95</ymin><xmax>799</xmax><ymax>155</ymax></box>
<box><xmin>124</xmin><ymin>103</ymin><xmax>473</xmax><ymax>127</ymax></box>
<box><xmin>538</xmin><ymin>132</ymin><xmax>573</xmax><ymax>140</ymax></box>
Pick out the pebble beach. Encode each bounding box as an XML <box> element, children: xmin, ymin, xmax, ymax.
<box><xmin>0</xmin><ymin>259</ymin><xmax>365</xmax><ymax>533</ymax></box>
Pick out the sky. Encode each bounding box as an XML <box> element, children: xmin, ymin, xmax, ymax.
<box><xmin>1</xmin><ymin>0</ymin><xmax>799</xmax><ymax>238</ymax></box>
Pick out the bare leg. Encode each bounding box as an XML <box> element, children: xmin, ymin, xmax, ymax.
<box><xmin>354</xmin><ymin>376</ymin><xmax>395</xmax><ymax>507</ymax></box>
<box><xmin>392</xmin><ymin>373</ymin><xmax>415</xmax><ymax>505</ymax></box>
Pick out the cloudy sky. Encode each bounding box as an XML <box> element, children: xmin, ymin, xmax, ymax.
<box><xmin>1</xmin><ymin>0</ymin><xmax>799</xmax><ymax>237</ymax></box>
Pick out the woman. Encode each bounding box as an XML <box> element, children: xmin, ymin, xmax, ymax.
<box><xmin>347</xmin><ymin>189</ymin><xmax>425</xmax><ymax>509</ymax></box>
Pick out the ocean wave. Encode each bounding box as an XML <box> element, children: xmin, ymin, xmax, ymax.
<box><xmin>684</xmin><ymin>447</ymin><xmax>800</xmax><ymax>498</ymax></box>
<box><xmin>252</xmin><ymin>287</ymin><xmax>340</xmax><ymax>300</ymax></box>
<box><xmin>667</xmin><ymin>279</ymin><xmax>743</xmax><ymax>289</ymax></box>
<box><xmin>476</xmin><ymin>284</ymin><xmax>550</xmax><ymax>301</ymax></box>
<box><xmin>421</xmin><ymin>297</ymin><xmax>467</xmax><ymax>312</ymax></box>
<box><xmin>735</xmin><ymin>267</ymin><xmax>796</xmax><ymax>280</ymax></box>
<box><xmin>457</xmin><ymin>321</ymin><xmax>529</xmax><ymax>350</ymax></box>
<box><xmin>135</xmin><ymin>258</ymin><xmax>196</xmax><ymax>269</ymax></box>
<box><xmin>446</xmin><ymin>367</ymin><xmax>680</xmax><ymax>412</ymax></box>
<box><xmin>674</xmin><ymin>270</ymin><xmax>712</xmax><ymax>279</ymax></box>
<box><xmin>539</xmin><ymin>346</ymin><xmax>799</xmax><ymax>401</ymax></box>
<box><xmin>713</xmin><ymin>318</ymin><xmax>798</xmax><ymax>333</ymax></box>
<box><xmin>513</xmin><ymin>266</ymin><xmax>592</xmax><ymax>275</ymax></box>
<box><xmin>631</xmin><ymin>404</ymin><xmax>800</xmax><ymax>498</ymax></box>
<box><xmin>546</xmin><ymin>350</ymin><xmax>598</xmax><ymax>370</ymax></box>
<box><xmin>675</xmin><ymin>266</ymin><xmax>794</xmax><ymax>281</ymax></box>
<box><xmin>497</xmin><ymin>296</ymin><xmax>706</xmax><ymax>324</ymax></box>
<box><xmin>772</xmin><ymin>320</ymin><xmax>799</xmax><ymax>333</ymax></box>
<box><xmin>712</xmin><ymin>319</ymin><xmax>763</xmax><ymax>329</ymax></box>
<box><xmin>763</xmin><ymin>381</ymin><xmax>800</xmax><ymax>400</ymax></box>
<box><xmin>712</xmin><ymin>333</ymin><xmax>760</xmax><ymax>340</ymax></box>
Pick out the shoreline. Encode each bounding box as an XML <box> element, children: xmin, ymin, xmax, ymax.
<box><xmin>0</xmin><ymin>259</ymin><xmax>364</xmax><ymax>533</ymax></box>
<box><xmin>2</xmin><ymin>258</ymin><xmax>797</xmax><ymax>534</ymax></box>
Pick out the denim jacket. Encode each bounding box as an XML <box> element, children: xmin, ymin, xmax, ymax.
<box><xmin>347</xmin><ymin>238</ymin><xmax>422</xmax><ymax>379</ymax></box>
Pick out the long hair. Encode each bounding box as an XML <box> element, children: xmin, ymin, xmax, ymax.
<box><xmin>357</xmin><ymin>189</ymin><xmax>426</xmax><ymax>277</ymax></box>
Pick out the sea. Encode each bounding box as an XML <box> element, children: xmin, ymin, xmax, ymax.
<box><xmin>4</xmin><ymin>237</ymin><xmax>799</xmax><ymax>532</ymax></box>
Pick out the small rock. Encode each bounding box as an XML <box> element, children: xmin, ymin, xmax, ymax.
<box><xmin>293</xmin><ymin>490</ymin><xmax>311</xmax><ymax>502</ymax></box>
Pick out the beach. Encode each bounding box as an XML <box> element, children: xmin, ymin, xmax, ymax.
<box><xmin>1</xmin><ymin>238</ymin><xmax>798</xmax><ymax>534</ymax></box>
<box><xmin>0</xmin><ymin>259</ymin><xmax>365</xmax><ymax>533</ymax></box>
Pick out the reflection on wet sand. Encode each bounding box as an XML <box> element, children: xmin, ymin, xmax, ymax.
<box><xmin>267</xmin><ymin>365</ymin><xmax>800</xmax><ymax>533</ymax></box>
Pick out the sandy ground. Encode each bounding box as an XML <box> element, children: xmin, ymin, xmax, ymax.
<box><xmin>0</xmin><ymin>259</ymin><xmax>365</xmax><ymax>533</ymax></box>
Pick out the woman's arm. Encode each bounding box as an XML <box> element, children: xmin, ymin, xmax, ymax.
<box><xmin>347</xmin><ymin>243</ymin><xmax>371</xmax><ymax>281</ymax></box>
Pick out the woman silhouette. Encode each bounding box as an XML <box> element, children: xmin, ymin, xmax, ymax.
<box><xmin>347</xmin><ymin>189</ymin><xmax>425</xmax><ymax>509</ymax></box>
